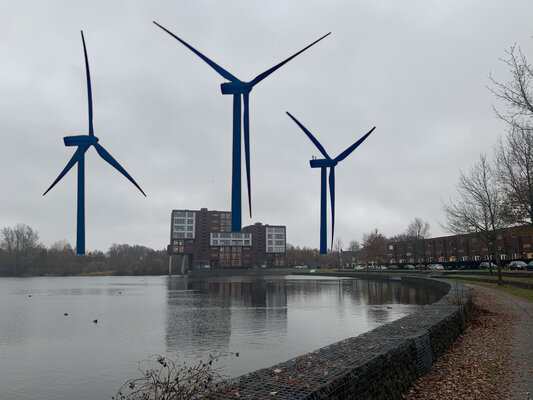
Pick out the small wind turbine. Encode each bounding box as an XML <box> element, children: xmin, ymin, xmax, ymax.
<box><xmin>286</xmin><ymin>112</ymin><xmax>375</xmax><ymax>254</ymax></box>
<box><xmin>153</xmin><ymin>21</ymin><xmax>330</xmax><ymax>232</ymax></box>
<box><xmin>43</xmin><ymin>31</ymin><xmax>146</xmax><ymax>255</ymax></box>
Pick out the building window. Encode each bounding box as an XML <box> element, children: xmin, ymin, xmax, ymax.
<box><xmin>474</xmin><ymin>255</ymin><xmax>480</xmax><ymax>261</ymax></box>
<box><xmin>210</xmin><ymin>232</ymin><xmax>252</xmax><ymax>247</ymax></box>
<box><xmin>500</xmin><ymin>254</ymin><xmax>507</xmax><ymax>260</ymax></box>
<box><xmin>173</xmin><ymin>211</ymin><xmax>196</xmax><ymax>239</ymax></box>
<box><xmin>462</xmin><ymin>256</ymin><xmax>469</xmax><ymax>261</ymax></box>
<box><xmin>266</xmin><ymin>226</ymin><xmax>285</xmax><ymax>253</ymax></box>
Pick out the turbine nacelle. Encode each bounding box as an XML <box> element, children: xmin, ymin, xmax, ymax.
<box><xmin>64</xmin><ymin>135</ymin><xmax>99</xmax><ymax>147</ymax></box>
<box><xmin>310</xmin><ymin>158</ymin><xmax>337</xmax><ymax>168</ymax></box>
<box><xmin>220</xmin><ymin>81</ymin><xmax>252</xmax><ymax>95</ymax></box>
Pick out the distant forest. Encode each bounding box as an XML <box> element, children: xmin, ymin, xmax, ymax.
<box><xmin>0</xmin><ymin>224</ymin><xmax>168</xmax><ymax>277</ymax></box>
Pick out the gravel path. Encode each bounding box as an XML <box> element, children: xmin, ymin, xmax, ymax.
<box><xmin>403</xmin><ymin>286</ymin><xmax>532</xmax><ymax>400</ymax></box>
<box><xmin>502</xmin><ymin>288</ymin><xmax>533</xmax><ymax>400</ymax></box>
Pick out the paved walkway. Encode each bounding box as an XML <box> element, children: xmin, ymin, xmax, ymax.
<box><xmin>475</xmin><ymin>287</ymin><xmax>533</xmax><ymax>400</ymax></box>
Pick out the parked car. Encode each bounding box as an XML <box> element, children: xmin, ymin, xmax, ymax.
<box><xmin>428</xmin><ymin>264</ymin><xmax>444</xmax><ymax>270</ymax></box>
<box><xmin>404</xmin><ymin>264</ymin><xmax>415</xmax><ymax>270</ymax></box>
<box><xmin>508</xmin><ymin>261</ymin><xmax>527</xmax><ymax>270</ymax></box>
<box><xmin>415</xmin><ymin>264</ymin><xmax>426</xmax><ymax>270</ymax></box>
<box><xmin>479</xmin><ymin>262</ymin><xmax>497</xmax><ymax>269</ymax></box>
<box><xmin>293</xmin><ymin>265</ymin><xmax>309</xmax><ymax>270</ymax></box>
<box><xmin>355</xmin><ymin>265</ymin><xmax>365</xmax><ymax>271</ymax></box>
<box><xmin>387</xmin><ymin>264</ymin><xmax>398</xmax><ymax>270</ymax></box>
<box><xmin>527</xmin><ymin>261</ymin><xmax>533</xmax><ymax>271</ymax></box>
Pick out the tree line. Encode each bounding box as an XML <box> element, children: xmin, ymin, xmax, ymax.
<box><xmin>0</xmin><ymin>224</ymin><xmax>168</xmax><ymax>277</ymax></box>
<box><xmin>441</xmin><ymin>44</ymin><xmax>533</xmax><ymax>285</ymax></box>
<box><xmin>286</xmin><ymin>217</ymin><xmax>431</xmax><ymax>268</ymax></box>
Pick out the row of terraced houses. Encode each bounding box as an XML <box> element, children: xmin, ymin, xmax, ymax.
<box><xmin>387</xmin><ymin>225</ymin><xmax>533</xmax><ymax>265</ymax></box>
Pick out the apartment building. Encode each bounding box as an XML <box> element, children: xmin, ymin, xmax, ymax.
<box><xmin>169</xmin><ymin>208</ymin><xmax>286</xmax><ymax>270</ymax></box>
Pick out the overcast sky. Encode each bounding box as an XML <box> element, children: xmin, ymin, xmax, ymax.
<box><xmin>1</xmin><ymin>0</ymin><xmax>532</xmax><ymax>252</ymax></box>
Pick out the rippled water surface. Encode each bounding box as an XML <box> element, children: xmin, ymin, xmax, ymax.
<box><xmin>0</xmin><ymin>275</ymin><xmax>441</xmax><ymax>399</ymax></box>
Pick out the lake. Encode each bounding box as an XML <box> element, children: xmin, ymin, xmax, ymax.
<box><xmin>0</xmin><ymin>274</ymin><xmax>441</xmax><ymax>399</ymax></box>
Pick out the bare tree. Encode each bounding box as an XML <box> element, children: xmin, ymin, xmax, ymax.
<box><xmin>403</xmin><ymin>217</ymin><xmax>431</xmax><ymax>265</ymax></box>
<box><xmin>347</xmin><ymin>240</ymin><xmax>360</xmax><ymax>253</ymax></box>
<box><xmin>361</xmin><ymin>229</ymin><xmax>387</xmax><ymax>265</ymax></box>
<box><xmin>442</xmin><ymin>155</ymin><xmax>506</xmax><ymax>284</ymax></box>
<box><xmin>388</xmin><ymin>233</ymin><xmax>409</xmax><ymax>242</ymax></box>
<box><xmin>405</xmin><ymin>218</ymin><xmax>431</xmax><ymax>240</ymax></box>
<box><xmin>0</xmin><ymin>224</ymin><xmax>40</xmax><ymax>275</ymax></box>
<box><xmin>333</xmin><ymin>237</ymin><xmax>344</xmax><ymax>253</ymax></box>
<box><xmin>333</xmin><ymin>237</ymin><xmax>343</xmax><ymax>269</ymax></box>
<box><xmin>489</xmin><ymin>44</ymin><xmax>533</xmax><ymax>227</ymax></box>
<box><xmin>494</xmin><ymin>125</ymin><xmax>533</xmax><ymax>225</ymax></box>
<box><xmin>488</xmin><ymin>44</ymin><xmax>533</xmax><ymax>128</ymax></box>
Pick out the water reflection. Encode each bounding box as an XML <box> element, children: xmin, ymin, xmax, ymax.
<box><xmin>164</xmin><ymin>276</ymin><xmax>441</xmax><ymax>377</ymax></box>
<box><xmin>166</xmin><ymin>277</ymin><xmax>288</xmax><ymax>358</ymax></box>
<box><xmin>0</xmin><ymin>275</ymin><xmax>442</xmax><ymax>400</ymax></box>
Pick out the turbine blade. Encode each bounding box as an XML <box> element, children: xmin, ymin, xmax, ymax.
<box><xmin>335</xmin><ymin>126</ymin><xmax>376</xmax><ymax>162</ymax></box>
<box><xmin>153</xmin><ymin>21</ymin><xmax>238</xmax><ymax>82</ymax></box>
<box><xmin>286</xmin><ymin>112</ymin><xmax>330</xmax><ymax>159</ymax></box>
<box><xmin>329</xmin><ymin>167</ymin><xmax>335</xmax><ymax>251</ymax></box>
<box><xmin>81</xmin><ymin>31</ymin><xmax>94</xmax><ymax>136</ymax></box>
<box><xmin>243</xmin><ymin>92</ymin><xmax>252</xmax><ymax>217</ymax></box>
<box><xmin>93</xmin><ymin>143</ymin><xmax>146</xmax><ymax>197</ymax></box>
<box><xmin>250</xmin><ymin>32</ymin><xmax>330</xmax><ymax>87</ymax></box>
<box><xmin>43</xmin><ymin>146</ymin><xmax>85</xmax><ymax>196</ymax></box>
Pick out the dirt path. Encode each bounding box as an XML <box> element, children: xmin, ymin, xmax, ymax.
<box><xmin>403</xmin><ymin>286</ymin><xmax>532</xmax><ymax>400</ymax></box>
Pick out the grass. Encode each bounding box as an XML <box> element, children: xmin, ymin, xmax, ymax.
<box><xmin>445</xmin><ymin>274</ymin><xmax>533</xmax><ymax>284</ymax></box>
<box><xmin>447</xmin><ymin>278</ymin><xmax>533</xmax><ymax>302</ymax></box>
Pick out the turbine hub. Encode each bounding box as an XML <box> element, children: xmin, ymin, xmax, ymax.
<box><xmin>64</xmin><ymin>135</ymin><xmax>99</xmax><ymax>147</ymax></box>
<box><xmin>220</xmin><ymin>81</ymin><xmax>252</xmax><ymax>95</ymax></box>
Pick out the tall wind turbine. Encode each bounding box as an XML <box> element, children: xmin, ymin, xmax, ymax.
<box><xmin>153</xmin><ymin>21</ymin><xmax>330</xmax><ymax>232</ymax></box>
<box><xmin>43</xmin><ymin>31</ymin><xmax>146</xmax><ymax>255</ymax></box>
<box><xmin>286</xmin><ymin>112</ymin><xmax>375</xmax><ymax>254</ymax></box>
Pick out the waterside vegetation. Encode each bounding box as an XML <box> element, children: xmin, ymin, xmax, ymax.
<box><xmin>0</xmin><ymin>223</ymin><xmax>167</xmax><ymax>277</ymax></box>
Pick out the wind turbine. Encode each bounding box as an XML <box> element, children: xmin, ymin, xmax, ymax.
<box><xmin>286</xmin><ymin>112</ymin><xmax>375</xmax><ymax>254</ymax></box>
<box><xmin>153</xmin><ymin>21</ymin><xmax>330</xmax><ymax>232</ymax></box>
<box><xmin>43</xmin><ymin>31</ymin><xmax>146</xmax><ymax>255</ymax></box>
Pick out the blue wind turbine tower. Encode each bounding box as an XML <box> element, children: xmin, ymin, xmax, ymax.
<box><xmin>286</xmin><ymin>112</ymin><xmax>375</xmax><ymax>254</ymax></box>
<box><xmin>43</xmin><ymin>31</ymin><xmax>146</xmax><ymax>255</ymax></box>
<box><xmin>153</xmin><ymin>21</ymin><xmax>330</xmax><ymax>232</ymax></box>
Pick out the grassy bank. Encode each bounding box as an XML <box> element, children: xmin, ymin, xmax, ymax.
<box><xmin>442</xmin><ymin>278</ymin><xmax>533</xmax><ymax>302</ymax></box>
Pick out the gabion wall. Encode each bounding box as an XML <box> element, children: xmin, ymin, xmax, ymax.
<box><xmin>214</xmin><ymin>276</ymin><xmax>470</xmax><ymax>400</ymax></box>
